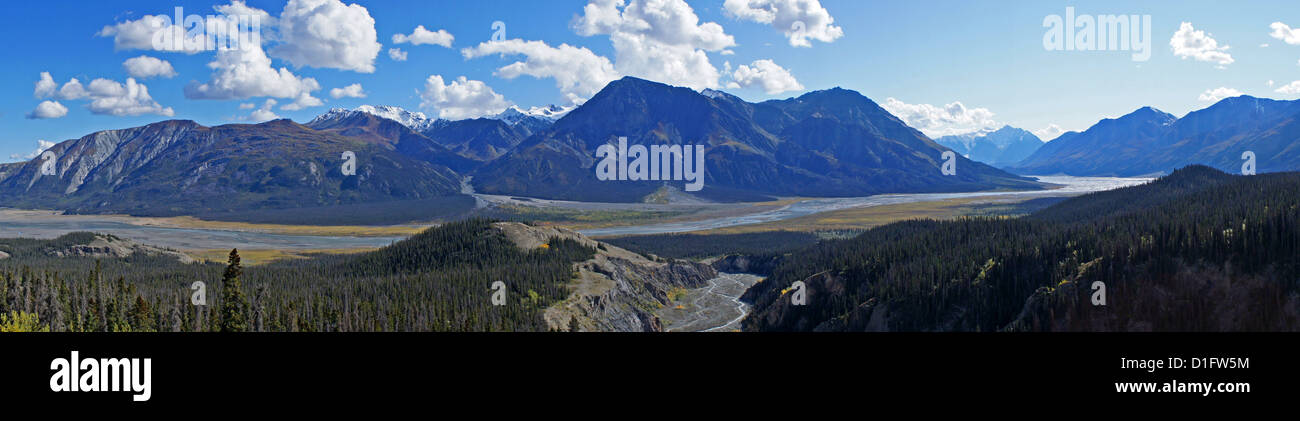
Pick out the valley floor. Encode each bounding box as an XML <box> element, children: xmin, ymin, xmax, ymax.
<box><xmin>0</xmin><ymin>175</ymin><xmax>1150</xmax><ymax>265</ymax></box>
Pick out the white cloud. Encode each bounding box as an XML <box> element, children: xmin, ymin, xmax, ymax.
<box><xmin>728</xmin><ymin>59</ymin><xmax>803</xmax><ymax>94</ymax></box>
<box><xmin>34</xmin><ymin>72</ymin><xmax>57</xmax><ymax>98</ymax></box>
<box><xmin>392</xmin><ymin>25</ymin><xmax>453</xmax><ymax>47</ymax></box>
<box><xmin>97</xmin><ymin>14</ymin><xmax>204</xmax><ymax>54</ymax></box>
<box><xmin>388</xmin><ymin>48</ymin><xmax>408</xmax><ymax>61</ymax></box>
<box><xmin>880</xmin><ymin>97</ymin><xmax>999</xmax><ymax>138</ymax></box>
<box><xmin>1269</xmin><ymin>22</ymin><xmax>1300</xmax><ymax>45</ymax></box>
<box><xmin>95</xmin><ymin>2</ymin><xmax>271</xmax><ymax>55</ymax></box>
<box><xmin>9</xmin><ymin>140</ymin><xmax>57</xmax><ymax>160</ymax></box>
<box><xmin>269</xmin><ymin>0</ymin><xmax>382</xmax><ymax>73</ymax></box>
<box><xmin>1170</xmin><ymin>22</ymin><xmax>1234</xmax><ymax>66</ymax></box>
<box><xmin>280</xmin><ymin>92</ymin><xmax>324</xmax><ymax>111</ymax></box>
<box><xmin>1198</xmin><ymin>86</ymin><xmax>1243</xmax><ymax>102</ymax></box>
<box><xmin>59</xmin><ymin>79</ymin><xmax>88</xmax><ymax>100</ymax></box>
<box><xmin>27</xmin><ymin>101</ymin><xmax>69</xmax><ymax>119</ymax></box>
<box><xmin>1276</xmin><ymin>80</ymin><xmax>1300</xmax><ymax>95</ymax></box>
<box><xmin>245</xmin><ymin>99</ymin><xmax>279</xmax><ymax>122</ymax></box>
<box><xmin>1033</xmin><ymin>124</ymin><xmax>1066</xmax><ymax>142</ymax></box>
<box><xmin>330</xmin><ymin>83</ymin><xmax>366</xmax><ymax>98</ymax></box>
<box><xmin>83</xmin><ymin>78</ymin><xmax>175</xmax><ymax>117</ymax></box>
<box><xmin>419</xmin><ymin>75</ymin><xmax>513</xmax><ymax>120</ymax></box>
<box><xmin>35</xmin><ymin>75</ymin><xmax>172</xmax><ymax>117</ymax></box>
<box><xmin>184</xmin><ymin>42</ymin><xmax>322</xmax><ymax>103</ymax></box>
<box><xmin>571</xmin><ymin>0</ymin><xmax>735</xmax><ymax>90</ymax></box>
<box><xmin>462</xmin><ymin>39</ymin><xmax>619</xmax><ymax>105</ymax></box>
<box><xmin>123</xmin><ymin>55</ymin><xmax>178</xmax><ymax>79</ymax></box>
<box><xmin>238</xmin><ymin>102</ymin><xmax>257</xmax><ymax>109</ymax></box>
<box><xmin>722</xmin><ymin>0</ymin><xmax>844</xmax><ymax>47</ymax></box>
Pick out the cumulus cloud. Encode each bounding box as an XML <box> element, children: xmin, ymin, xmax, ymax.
<box><xmin>727</xmin><ymin>59</ymin><xmax>803</xmax><ymax>94</ymax></box>
<box><xmin>1269</xmin><ymin>22</ymin><xmax>1300</xmax><ymax>45</ymax></box>
<box><xmin>392</xmin><ymin>25</ymin><xmax>454</xmax><ymax>47</ymax></box>
<box><xmin>1170</xmin><ymin>22</ymin><xmax>1234</xmax><ymax>66</ymax></box>
<box><xmin>1033</xmin><ymin>124</ymin><xmax>1066</xmax><ymax>142</ymax></box>
<box><xmin>280</xmin><ymin>92</ymin><xmax>324</xmax><ymax>111</ymax></box>
<box><xmin>83</xmin><ymin>78</ymin><xmax>175</xmax><ymax>117</ymax></box>
<box><xmin>123</xmin><ymin>55</ymin><xmax>178</xmax><ymax>79</ymax></box>
<box><xmin>570</xmin><ymin>0</ymin><xmax>734</xmax><ymax>90</ymax></box>
<box><xmin>269</xmin><ymin>0</ymin><xmax>382</xmax><ymax>73</ymax></box>
<box><xmin>184</xmin><ymin>42</ymin><xmax>322</xmax><ymax>105</ymax></box>
<box><xmin>244</xmin><ymin>99</ymin><xmax>279</xmax><ymax>121</ymax></box>
<box><xmin>722</xmin><ymin>0</ymin><xmax>844</xmax><ymax>47</ymax></box>
<box><xmin>96</xmin><ymin>2</ymin><xmax>270</xmax><ymax>55</ymax></box>
<box><xmin>330</xmin><ymin>83</ymin><xmax>366</xmax><ymax>98</ymax></box>
<box><xmin>1198</xmin><ymin>86</ymin><xmax>1243</xmax><ymax>102</ymax></box>
<box><xmin>34</xmin><ymin>72</ymin><xmax>57</xmax><ymax>98</ymax></box>
<box><xmin>32</xmin><ymin>74</ymin><xmax>172</xmax><ymax>117</ymax></box>
<box><xmin>9</xmin><ymin>140</ymin><xmax>57</xmax><ymax>161</ymax></box>
<box><xmin>58</xmin><ymin>79</ymin><xmax>89</xmax><ymax>100</ymax></box>
<box><xmin>1276</xmin><ymin>80</ymin><xmax>1300</xmax><ymax>95</ymax></box>
<box><xmin>419</xmin><ymin>75</ymin><xmax>513</xmax><ymax>120</ymax></box>
<box><xmin>880</xmin><ymin>97</ymin><xmax>999</xmax><ymax>138</ymax></box>
<box><xmin>97</xmin><ymin>14</ymin><xmax>205</xmax><ymax>54</ymax></box>
<box><xmin>388</xmin><ymin>48</ymin><xmax>408</xmax><ymax>61</ymax></box>
<box><xmin>27</xmin><ymin>101</ymin><xmax>69</xmax><ymax>119</ymax></box>
<box><xmin>462</xmin><ymin>39</ymin><xmax>619</xmax><ymax>105</ymax></box>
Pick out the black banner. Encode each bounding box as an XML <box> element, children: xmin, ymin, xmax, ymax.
<box><xmin>0</xmin><ymin>333</ymin><xmax>1289</xmax><ymax>409</ymax></box>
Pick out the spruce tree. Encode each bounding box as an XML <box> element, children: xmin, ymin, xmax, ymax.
<box><xmin>219</xmin><ymin>249</ymin><xmax>249</xmax><ymax>332</ymax></box>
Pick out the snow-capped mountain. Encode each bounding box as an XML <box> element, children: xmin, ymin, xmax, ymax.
<box><xmin>480</xmin><ymin>105</ymin><xmax>570</xmax><ymax>135</ymax></box>
<box><xmin>494</xmin><ymin>104</ymin><xmax>573</xmax><ymax>122</ymax></box>
<box><xmin>308</xmin><ymin>105</ymin><xmax>443</xmax><ymax>132</ymax></box>
<box><xmin>309</xmin><ymin>104</ymin><xmax>572</xmax><ymax>135</ymax></box>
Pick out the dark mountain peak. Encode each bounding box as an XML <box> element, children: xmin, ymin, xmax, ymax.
<box><xmin>600</xmin><ymin>76</ymin><xmax>682</xmax><ymax>94</ymax></box>
<box><xmin>1198</xmin><ymin>94</ymin><xmax>1297</xmax><ymax>116</ymax></box>
<box><xmin>257</xmin><ymin>118</ymin><xmax>308</xmax><ymax>130</ymax></box>
<box><xmin>1125</xmin><ymin>106</ymin><xmax>1175</xmax><ymax>121</ymax></box>
<box><xmin>791</xmin><ymin>86</ymin><xmax>873</xmax><ymax>105</ymax></box>
<box><xmin>144</xmin><ymin>119</ymin><xmax>202</xmax><ymax>129</ymax></box>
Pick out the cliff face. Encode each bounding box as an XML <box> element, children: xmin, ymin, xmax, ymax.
<box><xmin>491</xmin><ymin>222</ymin><xmax>716</xmax><ymax>331</ymax></box>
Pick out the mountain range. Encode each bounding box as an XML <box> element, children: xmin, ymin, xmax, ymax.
<box><xmin>12</xmin><ymin>78</ymin><xmax>1297</xmax><ymax>221</ymax></box>
<box><xmin>935</xmin><ymin>126</ymin><xmax>1043</xmax><ymax>168</ymax></box>
<box><xmin>472</xmin><ymin>77</ymin><xmax>1041</xmax><ymax>202</ymax></box>
<box><xmin>0</xmin><ymin>76</ymin><xmax>1046</xmax><ymax>219</ymax></box>
<box><xmin>1010</xmin><ymin>96</ymin><xmax>1300</xmax><ymax>176</ymax></box>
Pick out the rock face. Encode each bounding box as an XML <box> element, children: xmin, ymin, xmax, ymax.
<box><xmin>492</xmin><ymin>222</ymin><xmax>716</xmax><ymax>332</ymax></box>
<box><xmin>44</xmin><ymin>233</ymin><xmax>195</xmax><ymax>264</ymax></box>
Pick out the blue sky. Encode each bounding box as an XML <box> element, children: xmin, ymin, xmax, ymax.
<box><xmin>3</xmin><ymin>0</ymin><xmax>1300</xmax><ymax>162</ymax></box>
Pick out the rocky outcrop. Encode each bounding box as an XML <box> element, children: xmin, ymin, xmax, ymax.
<box><xmin>45</xmin><ymin>233</ymin><xmax>194</xmax><ymax>264</ymax></box>
<box><xmin>492</xmin><ymin>222</ymin><xmax>716</xmax><ymax>332</ymax></box>
<box><xmin>711</xmin><ymin>253</ymin><xmax>786</xmax><ymax>276</ymax></box>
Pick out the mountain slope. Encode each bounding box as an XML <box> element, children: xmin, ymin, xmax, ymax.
<box><xmin>0</xmin><ymin>119</ymin><xmax>466</xmax><ymax>218</ymax></box>
<box><xmin>936</xmin><ymin>126</ymin><xmax>1044</xmax><ymax>167</ymax></box>
<box><xmin>1011</xmin><ymin>96</ymin><xmax>1300</xmax><ymax>176</ymax></box>
<box><xmin>473</xmin><ymin>77</ymin><xmax>1043</xmax><ymax>202</ymax></box>
<box><xmin>309</xmin><ymin>105</ymin><xmax>547</xmax><ymax>164</ymax></box>
<box><xmin>740</xmin><ymin>166</ymin><xmax>1300</xmax><ymax>331</ymax></box>
<box><xmin>1011</xmin><ymin>107</ymin><xmax>1175</xmax><ymax>176</ymax></box>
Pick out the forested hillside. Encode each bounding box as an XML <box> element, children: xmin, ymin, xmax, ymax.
<box><xmin>0</xmin><ymin>219</ymin><xmax>595</xmax><ymax>332</ymax></box>
<box><xmin>741</xmin><ymin>166</ymin><xmax>1300</xmax><ymax>331</ymax></box>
